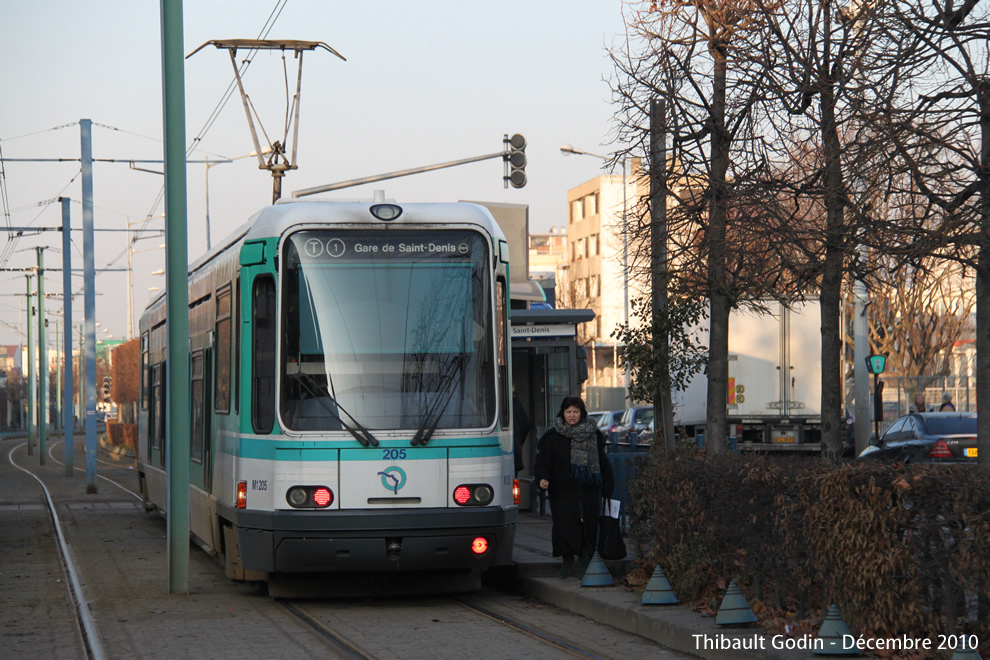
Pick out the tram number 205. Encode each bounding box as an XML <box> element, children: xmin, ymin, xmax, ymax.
<box><xmin>382</xmin><ymin>449</ymin><xmax>407</xmax><ymax>460</ymax></box>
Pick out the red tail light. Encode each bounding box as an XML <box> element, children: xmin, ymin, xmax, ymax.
<box><xmin>313</xmin><ymin>487</ymin><xmax>333</xmax><ymax>507</ymax></box>
<box><xmin>512</xmin><ymin>479</ymin><xmax>520</xmax><ymax>505</ymax></box>
<box><xmin>454</xmin><ymin>486</ymin><xmax>472</xmax><ymax>504</ymax></box>
<box><xmin>471</xmin><ymin>537</ymin><xmax>489</xmax><ymax>554</ymax></box>
<box><xmin>927</xmin><ymin>439</ymin><xmax>953</xmax><ymax>459</ymax></box>
<box><xmin>236</xmin><ymin>481</ymin><xmax>247</xmax><ymax>509</ymax></box>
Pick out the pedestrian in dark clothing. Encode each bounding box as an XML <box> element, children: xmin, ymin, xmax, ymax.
<box><xmin>939</xmin><ymin>392</ymin><xmax>956</xmax><ymax>412</ymax></box>
<box><xmin>512</xmin><ymin>395</ymin><xmax>532</xmax><ymax>475</ymax></box>
<box><xmin>535</xmin><ymin>396</ymin><xmax>614</xmax><ymax>580</ymax></box>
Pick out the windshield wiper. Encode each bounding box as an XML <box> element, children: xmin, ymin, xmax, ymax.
<box><xmin>292</xmin><ymin>374</ymin><xmax>379</xmax><ymax>447</ymax></box>
<box><xmin>410</xmin><ymin>356</ymin><xmax>465</xmax><ymax>447</ymax></box>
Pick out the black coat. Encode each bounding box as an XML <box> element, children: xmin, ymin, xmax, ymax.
<box><xmin>535</xmin><ymin>427</ymin><xmax>614</xmax><ymax>499</ymax></box>
<box><xmin>535</xmin><ymin>425</ymin><xmax>614</xmax><ymax>558</ymax></box>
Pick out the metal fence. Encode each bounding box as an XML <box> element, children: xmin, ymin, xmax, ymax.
<box><xmin>872</xmin><ymin>374</ymin><xmax>976</xmax><ymax>435</ymax></box>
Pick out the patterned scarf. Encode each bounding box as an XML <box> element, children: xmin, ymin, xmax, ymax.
<box><xmin>555</xmin><ymin>417</ymin><xmax>602</xmax><ymax>487</ymax></box>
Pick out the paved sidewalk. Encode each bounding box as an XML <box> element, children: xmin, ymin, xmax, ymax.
<box><xmin>510</xmin><ymin>512</ymin><xmax>812</xmax><ymax>660</ymax></box>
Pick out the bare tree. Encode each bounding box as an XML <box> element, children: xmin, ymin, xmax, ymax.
<box><xmin>611</xmin><ymin>0</ymin><xmax>781</xmax><ymax>453</ymax></box>
<box><xmin>867</xmin><ymin>259</ymin><xmax>975</xmax><ymax>393</ymax></box>
<box><xmin>733</xmin><ymin>0</ymin><xmax>910</xmax><ymax>460</ymax></box>
<box><xmin>112</xmin><ymin>338</ymin><xmax>140</xmax><ymax>424</ymax></box>
<box><xmin>864</xmin><ymin>0</ymin><xmax>990</xmax><ymax>463</ymax></box>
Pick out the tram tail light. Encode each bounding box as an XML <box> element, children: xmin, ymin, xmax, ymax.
<box><xmin>236</xmin><ymin>481</ymin><xmax>247</xmax><ymax>509</ymax></box>
<box><xmin>513</xmin><ymin>479</ymin><xmax>520</xmax><ymax>505</ymax></box>
<box><xmin>286</xmin><ymin>485</ymin><xmax>334</xmax><ymax>508</ymax></box>
<box><xmin>453</xmin><ymin>484</ymin><xmax>494</xmax><ymax>506</ymax></box>
<box><xmin>471</xmin><ymin>537</ymin><xmax>489</xmax><ymax>555</ymax></box>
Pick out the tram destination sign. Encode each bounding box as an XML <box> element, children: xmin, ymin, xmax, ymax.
<box><xmin>299</xmin><ymin>232</ymin><xmax>474</xmax><ymax>262</ymax></box>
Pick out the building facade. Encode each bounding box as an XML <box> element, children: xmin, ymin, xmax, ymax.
<box><xmin>562</xmin><ymin>160</ymin><xmax>648</xmax><ymax>391</ymax></box>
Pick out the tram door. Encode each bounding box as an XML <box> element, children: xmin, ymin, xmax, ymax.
<box><xmin>511</xmin><ymin>344</ymin><xmax>575</xmax><ymax>511</ymax></box>
<box><xmin>189</xmin><ymin>350</ymin><xmax>212</xmax><ymax>492</ymax></box>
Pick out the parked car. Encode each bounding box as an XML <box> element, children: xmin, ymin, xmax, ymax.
<box><xmin>615</xmin><ymin>405</ymin><xmax>655</xmax><ymax>443</ymax></box>
<box><xmin>857</xmin><ymin>412</ymin><xmax>978</xmax><ymax>464</ymax></box>
<box><xmin>637</xmin><ymin>418</ymin><xmax>656</xmax><ymax>445</ymax></box>
<box><xmin>588</xmin><ymin>411</ymin><xmax>608</xmax><ymax>426</ymax></box>
<box><xmin>595</xmin><ymin>410</ymin><xmax>625</xmax><ymax>440</ymax></box>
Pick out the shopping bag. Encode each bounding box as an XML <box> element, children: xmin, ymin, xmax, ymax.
<box><xmin>598</xmin><ymin>498</ymin><xmax>627</xmax><ymax>560</ymax></box>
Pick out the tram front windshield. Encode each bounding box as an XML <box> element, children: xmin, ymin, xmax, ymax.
<box><xmin>280</xmin><ymin>229</ymin><xmax>496</xmax><ymax>432</ymax></box>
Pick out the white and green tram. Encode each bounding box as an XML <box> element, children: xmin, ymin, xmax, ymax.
<box><xmin>138</xmin><ymin>198</ymin><xmax>518</xmax><ymax>593</ymax></box>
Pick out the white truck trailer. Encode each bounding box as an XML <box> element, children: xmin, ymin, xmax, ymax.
<box><xmin>671</xmin><ymin>301</ymin><xmax>822</xmax><ymax>452</ymax></box>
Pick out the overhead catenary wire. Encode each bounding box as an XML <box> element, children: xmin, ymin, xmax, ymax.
<box><xmin>0</xmin><ymin>1</ymin><xmax>289</xmax><ymax>334</ymax></box>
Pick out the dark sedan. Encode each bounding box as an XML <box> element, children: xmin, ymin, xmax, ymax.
<box><xmin>858</xmin><ymin>412</ymin><xmax>978</xmax><ymax>464</ymax></box>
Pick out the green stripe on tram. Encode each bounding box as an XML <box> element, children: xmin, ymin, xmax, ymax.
<box><xmin>234</xmin><ymin>437</ymin><xmax>502</xmax><ymax>461</ymax></box>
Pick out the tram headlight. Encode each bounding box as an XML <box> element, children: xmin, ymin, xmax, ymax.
<box><xmin>287</xmin><ymin>487</ymin><xmax>308</xmax><ymax>507</ymax></box>
<box><xmin>370</xmin><ymin>203</ymin><xmax>402</xmax><ymax>221</ymax></box>
<box><xmin>453</xmin><ymin>484</ymin><xmax>494</xmax><ymax>507</ymax></box>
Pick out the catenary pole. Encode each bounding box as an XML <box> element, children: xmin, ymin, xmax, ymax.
<box><xmin>61</xmin><ymin>197</ymin><xmax>75</xmax><ymax>476</ymax></box>
<box><xmin>161</xmin><ymin>0</ymin><xmax>191</xmax><ymax>594</ymax></box>
<box><xmin>26</xmin><ymin>274</ymin><xmax>35</xmax><ymax>456</ymax></box>
<box><xmin>37</xmin><ymin>248</ymin><xmax>47</xmax><ymax>465</ymax></box>
<box><xmin>81</xmin><ymin>119</ymin><xmax>98</xmax><ymax>493</ymax></box>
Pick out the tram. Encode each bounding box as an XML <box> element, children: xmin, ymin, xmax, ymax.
<box><xmin>137</xmin><ymin>196</ymin><xmax>518</xmax><ymax>593</ymax></box>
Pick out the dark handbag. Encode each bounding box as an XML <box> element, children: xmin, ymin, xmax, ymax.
<box><xmin>597</xmin><ymin>498</ymin><xmax>627</xmax><ymax>560</ymax></box>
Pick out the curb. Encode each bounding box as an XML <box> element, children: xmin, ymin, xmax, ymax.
<box><xmin>522</xmin><ymin>577</ymin><xmax>814</xmax><ymax>660</ymax></box>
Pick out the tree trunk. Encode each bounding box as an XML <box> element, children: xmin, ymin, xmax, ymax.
<box><xmin>819</xmin><ymin>67</ymin><xmax>845</xmax><ymax>462</ymax></box>
<box><xmin>651</xmin><ymin>99</ymin><xmax>677</xmax><ymax>451</ymax></box>
<box><xmin>706</xmin><ymin>48</ymin><xmax>730</xmax><ymax>454</ymax></box>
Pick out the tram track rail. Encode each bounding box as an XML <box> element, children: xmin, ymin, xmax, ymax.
<box><xmin>278</xmin><ymin>590</ymin><xmax>614</xmax><ymax>660</ymax></box>
<box><xmin>451</xmin><ymin>595</ymin><xmax>608</xmax><ymax>659</ymax></box>
<box><xmin>7</xmin><ymin>442</ymin><xmax>108</xmax><ymax>660</ymax></box>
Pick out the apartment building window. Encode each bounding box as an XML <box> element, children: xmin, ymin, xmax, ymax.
<box><xmin>590</xmin><ymin>275</ymin><xmax>600</xmax><ymax>297</ymax></box>
<box><xmin>586</xmin><ymin>193</ymin><xmax>598</xmax><ymax>216</ymax></box>
<box><xmin>571</xmin><ymin>199</ymin><xmax>583</xmax><ymax>223</ymax></box>
<box><xmin>589</xmin><ymin>234</ymin><xmax>599</xmax><ymax>257</ymax></box>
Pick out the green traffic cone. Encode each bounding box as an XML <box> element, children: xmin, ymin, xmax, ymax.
<box><xmin>580</xmin><ymin>550</ymin><xmax>614</xmax><ymax>587</ymax></box>
<box><xmin>814</xmin><ymin>604</ymin><xmax>857</xmax><ymax>655</ymax></box>
<box><xmin>715</xmin><ymin>581</ymin><xmax>757</xmax><ymax>626</ymax></box>
<box><xmin>949</xmin><ymin>634</ymin><xmax>982</xmax><ymax>660</ymax></box>
<box><xmin>641</xmin><ymin>566</ymin><xmax>679</xmax><ymax>605</ymax></box>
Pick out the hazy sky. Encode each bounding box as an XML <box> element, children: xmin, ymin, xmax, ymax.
<box><xmin>0</xmin><ymin>1</ymin><xmax>630</xmax><ymax>346</ymax></box>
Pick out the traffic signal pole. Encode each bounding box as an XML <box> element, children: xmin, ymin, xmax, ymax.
<box><xmin>291</xmin><ymin>134</ymin><xmax>527</xmax><ymax>197</ymax></box>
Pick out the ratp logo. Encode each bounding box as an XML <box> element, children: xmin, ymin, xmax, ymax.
<box><xmin>378</xmin><ymin>466</ymin><xmax>406</xmax><ymax>494</ymax></box>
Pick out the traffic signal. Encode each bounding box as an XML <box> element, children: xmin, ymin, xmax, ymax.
<box><xmin>504</xmin><ymin>134</ymin><xmax>527</xmax><ymax>189</ymax></box>
<box><xmin>102</xmin><ymin>376</ymin><xmax>112</xmax><ymax>403</ymax></box>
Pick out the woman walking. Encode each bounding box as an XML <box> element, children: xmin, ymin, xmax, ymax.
<box><xmin>535</xmin><ymin>396</ymin><xmax>614</xmax><ymax>579</ymax></box>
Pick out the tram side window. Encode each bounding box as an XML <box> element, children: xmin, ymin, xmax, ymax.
<box><xmin>215</xmin><ymin>286</ymin><xmax>232</xmax><ymax>414</ymax></box>
<box><xmin>252</xmin><ymin>276</ymin><xmax>276</xmax><ymax>434</ymax></box>
<box><xmin>191</xmin><ymin>352</ymin><xmax>205</xmax><ymax>463</ymax></box>
<box><xmin>234</xmin><ymin>276</ymin><xmax>240</xmax><ymax>415</ymax></box>
<box><xmin>141</xmin><ymin>332</ymin><xmax>149</xmax><ymax>410</ymax></box>
<box><xmin>497</xmin><ymin>278</ymin><xmax>509</xmax><ymax>429</ymax></box>
<box><xmin>151</xmin><ymin>364</ymin><xmax>165</xmax><ymax>449</ymax></box>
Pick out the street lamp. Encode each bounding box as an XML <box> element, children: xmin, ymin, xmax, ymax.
<box><xmin>561</xmin><ymin>144</ymin><xmax>631</xmax><ymax>404</ymax></box>
<box><xmin>126</xmin><ymin>216</ymin><xmax>165</xmax><ymax>340</ymax></box>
